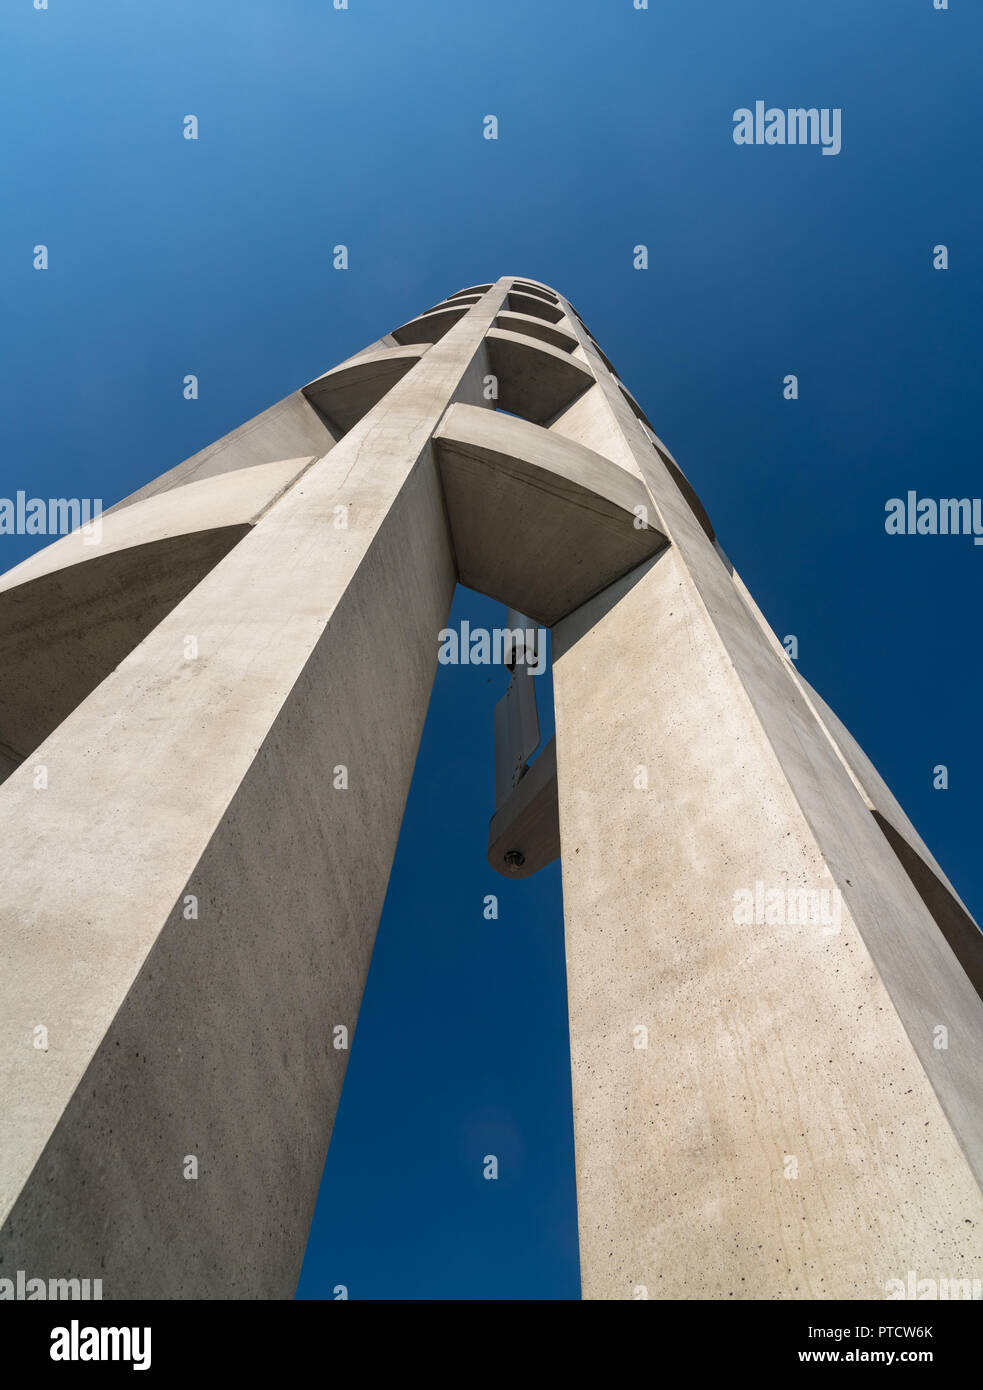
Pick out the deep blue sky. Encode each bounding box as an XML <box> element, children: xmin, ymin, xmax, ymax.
<box><xmin>2</xmin><ymin>1</ymin><xmax>980</xmax><ymax>1299</ymax></box>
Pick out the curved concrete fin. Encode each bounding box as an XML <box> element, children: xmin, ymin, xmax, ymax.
<box><xmin>303</xmin><ymin>344</ymin><xmax>426</xmax><ymax>435</ymax></box>
<box><xmin>511</xmin><ymin>282</ymin><xmax>560</xmax><ymax>304</ymax></box>
<box><xmin>0</xmin><ymin>457</ymin><xmax>314</xmax><ymax>773</ymax></box>
<box><xmin>332</xmin><ymin>332</ymin><xmax>401</xmax><ymax>365</ymax></box>
<box><xmin>506</xmin><ymin>291</ymin><xmax>565</xmax><ymax>324</ymax></box>
<box><xmin>392</xmin><ymin>306</ymin><xmax>468</xmax><ymax>344</ymax></box>
<box><xmin>495</xmin><ymin>311</ymin><xmax>577</xmax><ymax>353</ymax></box>
<box><xmin>432</xmin><ymin>403</ymin><xmax>667</xmax><ymax>624</ymax></box>
<box><xmin>1</xmin><ymin>457</ymin><xmax>314</xmax><ymax>595</ymax></box>
<box><xmin>0</xmin><ymin>532</ymin><xmax>247</xmax><ymax>775</ymax></box>
<box><xmin>488</xmin><ymin>736</ymin><xmax>560</xmax><ymax>879</ymax></box>
<box><xmin>108</xmin><ymin>391</ymin><xmax>336</xmax><ymax>515</ymax></box>
<box><xmin>798</xmin><ymin>670</ymin><xmax>979</xmax><ymax>926</ymax></box>
<box><xmin>484</xmin><ymin>327</ymin><xmax>594</xmax><ymax>425</ymax></box>
<box><xmin>422</xmin><ymin>294</ymin><xmax>482</xmax><ymax>315</ymax></box>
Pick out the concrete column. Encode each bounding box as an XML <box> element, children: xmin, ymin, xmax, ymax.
<box><xmin>0</xmin><ymin>284</ymin><xmax>509</xmax><ymax>1297</ymax></box>
<box><xmin>552</xmin><ymin>550</ymin><xmax>983</xmax><ymax>1299</ymax></box>
<box><xmin>540</xmin><ymin>275</ymin><xmax>983</xmax><ymax>1297</ymax></box>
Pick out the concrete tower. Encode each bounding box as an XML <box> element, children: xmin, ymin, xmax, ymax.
<box><xmin>1</xmin><ymin>278</ymin><xmax>982</xmax><ymax>1300</ymax></box>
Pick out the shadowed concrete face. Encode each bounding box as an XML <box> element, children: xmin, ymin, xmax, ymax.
<box><xmin>423</xmin><ymin>294</ymin><xmax>482</xmax><ymax>314</ymax></box>
<box><xmin>0</xmin><ymin>531</ymin><xmax>247</xmax><ymax>776</ymax></box>
<box><xmin>485</xmin><ymin>328</ymin><xmax>593</xmax><ymax>424</ymax></box>
<box><xmin>4</xmin><ymin>457</ymin><xmax>314</xmax><ymax>594</ymax></box>
<box><xmin>432</xmin><ymin>403</ymin><xmax>667</xmax><ymax>624</ymax></box>
<box><xmin>391</xmin><ymin>306</ymin><xmax>468</xmax><ymax>344</ymax></box>
<box><xmin>506</xmin><ymin>291</ymin><xmax>565</xmax><ymax>323</ymax></box>
<box><xmin>303</xmin><ymin>344</ymin><xmax>428</xmax><ymax>434</ymax></box>
<box><xmin>0</xmin><ymin>458</ymin><xmax>314</xmax><ymax>774</ymax></box>
<box><xmin>487</xmin><ymin>736</ymin><xmax>559</xmax><ymax>879</ymax></box>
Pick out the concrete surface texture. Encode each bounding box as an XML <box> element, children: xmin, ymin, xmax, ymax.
<box><xmin>0</xmin><ymin>277</ymin><xmax>981</xmax><ymax>1300</ymax></box>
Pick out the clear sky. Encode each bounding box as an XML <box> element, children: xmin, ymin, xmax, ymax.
<box><xmin>2</xmin><ymin>0</ymin><xmax>981</xmax><ymax>1299</ymax></box>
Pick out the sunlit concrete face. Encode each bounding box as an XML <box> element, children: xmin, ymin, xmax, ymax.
<box><xmin>553</xmin><ymin>548</ymin><xmax>983</xmax><ymax>1299</ymax></box>
<box><xmin>1</xmin><ymin>277</ymin><xmax>982</xmax><ymax>1300</ymax></box>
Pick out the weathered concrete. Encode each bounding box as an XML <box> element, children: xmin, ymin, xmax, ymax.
<box><xmin>1</xmin><ymin>273</ymin><xmax>980</xmax><ymax>1305</ymax></box>
<box><xmin>0</xmin><ymin>459</ymin><xmax>316</xmax><ymax>773</ymax></box>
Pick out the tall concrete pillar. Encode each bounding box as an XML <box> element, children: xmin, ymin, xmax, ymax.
<box><xmin>0</xmin><ymin>286</ymin><xmax>506</xmax><ymax>1297</ymax></box>
<box><xmin>549</xmin><ymin>299</ymin><xmax>983</xmax><ymax>1300</ymax></box>
<box><xmin>1</xmin><ymin>276</ymin><xmax>981</xmax><ymax>1299</ymax></box>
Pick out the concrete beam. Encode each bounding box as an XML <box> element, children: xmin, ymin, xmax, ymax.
<box><xmin>487</xmin><ymin>737</ymin><xmax>559</xmax><ymax>879</ymax></box>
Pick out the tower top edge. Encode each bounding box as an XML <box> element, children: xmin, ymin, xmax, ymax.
<box><xmin>500</xmin><ymin>275</ymin><xmax>560</xmax><ymax>291</ymax></box>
